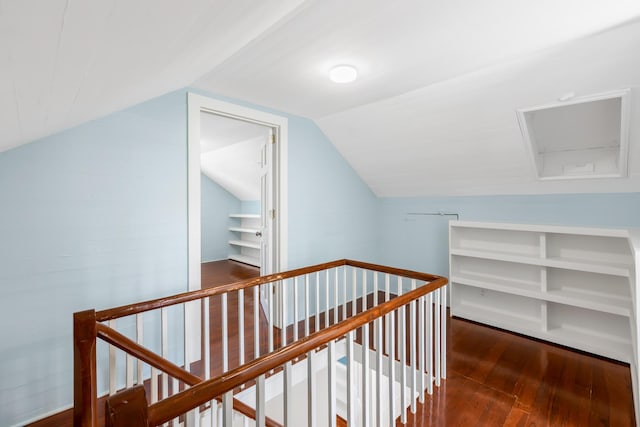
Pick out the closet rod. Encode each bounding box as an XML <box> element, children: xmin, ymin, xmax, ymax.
<box><xmin>405</xmin><ymin>212</ymin><xmax>459</xmax><ymax>220</ymax></box>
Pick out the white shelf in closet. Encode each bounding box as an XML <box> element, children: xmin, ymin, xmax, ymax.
<box><xmin>229</xmin><ymin>226</ymin><xmax>261</xmax><ymax>234</ymax></box>
<box><xmin>229</xmin><ymin>213</ymin><xmax>261</xmax><ymax>219</ymax></box>
<box><xmin>229</xmin><ymin>239</ymin><xmax>261</xmax><ymax>250</ymax></box>
<box><xmin>449</xmin><ymin>220</ymin><xmax>636</xmax><ymax>364</ymax></box>
<box><xmin>228</xmin><ymin>213</ymin><xmax>261</xmax><ymax>268</ymax></box>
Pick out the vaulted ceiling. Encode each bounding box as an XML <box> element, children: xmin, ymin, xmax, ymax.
<box><xmin>2</xmin><ymin>0</ymin><xmax>640</xmax><ymax>196</ymax></box>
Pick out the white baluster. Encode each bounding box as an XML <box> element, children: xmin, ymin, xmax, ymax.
<box><xmin>108</xmin><ymin>319</ymin><xmax>116</xmax><ymax>395</ymax></box>
<box><xmin>268</xmin><ymin>282</ymin><xmax>274</xmax><ymax>353</ymax></box>
<box><xmin>418</xmin><ymin>295</ymin><xmax>425</xmax><ymax>403</ymax></box>
<box><xmin>293</xmin><ymin>277</ymin><xmax>299</xmax><ymax>343</ymax></box>
<box><xmin>223</xmin><ymin>391</ymin><xmax>233</xmax><ymax>426</ymax></box>
<box><xmin>305</xmin><ymin>275</ymin><xmax>310</xmax><ymax>337</ymax></box>
<box><xmin>254</xmin><ymin>286</ymin><xmax>260</xmax><ymax>361</ymax></box>
<box><xmin>284</xmin><ymin>361</ymin><xmax>293</xmax><ymax>426</ymax></box>
<box><xmin>334</xmin><ymin>268</ymin><xmax>339</xmax><ymax>325</ymax></box>
<box><xmin>256</xmin><ymin>375</ymin><xmax>266</xmax><ymax>427</ymax></box>
<box><xmin>126</xmin><ymin>352</ymin><xmax>134</xmax><ymax>388</ymax></box>
<box><xmin>342</xmin><ymin>266</ymin><xmax>347</xmax><ymax>321</ymax></box>
<box><xmin>315</xmin><ymin>272</ymin><xmax>320</xmax><ymax>333</ymax></box>
<box><xmin>204</xmin><ymin>298</ymin><xmax>211</xmax><ymax>380</ymax></box>
<box><xmin>328</xmin><ymin>340</ymin><xmax>337</xmax><ymax>427</ymax></box>
<box><xmin>373</xmin><ymin>272</ymin><xmax>379</xmax><ymax>307</ymax></box>
<box><xmin>362</xmin><ymin>321</ymin><xmax>370</xmax><ymax>426</ymax></box>
<box><xmin>385</xmin><ymin>274</ymin><xmax>391</xmax><ymax>355</ymax></box>
<box><xmin>362</xmin><ymin>269</ymin><xmax>368</xmax><ymax>312</ymax></box>
<box><xmin>308</xmin><ymin>350</ymin><xmax>316</xmax><ymax>427</ymax></box>
<box><xmin>161</xmin><ymin>308</ymin><xmax>168</xmax><ymax>400</ymax></box>
<box><xmin>239</xmin><ymin>289</ymin><xmax>245</xmax><ymax>365</ymax></box>
<box><xmin>362</xmin><ymin>269</ymin><xmax>370</xmax><ymax>426</ymax></box>
<box><xmin>388</xmin><ymin>309</ymin><xmax>396</xmax><ymax>427</ymax></box>
<box><xmin>441</xmin><ymin>284</ymin><xmax>447</xmax><ymax>379</ymax></box>
<box><xmin>222</xmin><ymin>293</ymin><xmax>228</xmax><ymax>373</ymax></box>
<box><xmin>434</xmin><ymin>288</ymin><xmax>441</xmax><ymax>387</ymax></box>
<box><xmin>376</xmin><ymin>315</ymin><xmax>383</xmax><ymax>427</ymax></box>
<box><xmin>325</xmin><ymin>270</ymin><xmax>330</xmax><ymax>329</ymax></box>
<box><xmin>426</xmin><ymin>292</ymin><xmax>433</xmax><ymax>395</ymax></box>
<box><xmin>282</xmin><ymin>279</ymin><xmax>287</xmax><ymax>348</ymax></box>
<box><xmin>151</xmin><ymin>366</ymin><xmax>159</xmax><ymax>403</ymax></box>
<box><xmin>398</xmin><ymin>278</ymin><xmax>406</xmax><ymax>424</ymax></box>
<box><xmin>136</xmin><ymin>313</ymin><xmax>144</xmax><ymax>385</ymax></box>
<box><xmin>373</xmin><ymin>272</ymin><xmax>378</xmax><ymax>350</ymax></box>
<box><xmin>351</xmin><ymin>267</ymin><xmax>357</xmax><ymax>316</ymax></box>
<box><xmin>347</xmin><ymin>331</ymin><xmax>355</xmax><ymax>426</ymax></box>
<box><xmin>410</xmin><ymin>279</ymin><xmax>417</xmax><ymax>413</ymax></box>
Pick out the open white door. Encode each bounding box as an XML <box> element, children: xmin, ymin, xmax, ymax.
<box><xmin>259</xmin><ymin>128</ymin><xmax>281</xmax><ymax>325</ymax></box>
<box><xmin>259</xmin><ymin>129</ymin><xmax>274</xmax><ymax>275</ymax></box>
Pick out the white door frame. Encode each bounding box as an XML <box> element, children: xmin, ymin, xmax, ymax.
<box><xmin>187</xmin><ymin>92</ymin><xmax>288</xmax><ymax>291</ymax></box>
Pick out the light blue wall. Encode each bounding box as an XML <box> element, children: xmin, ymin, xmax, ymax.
<box><xmin>286</xmin><ymin>116</ymin><xmax>379</xmax><ymax>267</ymax></box>
<box><xmin>201</xmin><ymin>173</ymin><xmax>240</xmax><ymax>262</ymax></box>
<box><xmin>241</xmin><ymin>200</ymin><xmax>260</xmax><ymax>214</ymax></box>
<box><xmin>377</xmin><ymin>193</ymin><xmax>640</xmax><ymax>279</ymax></box>
<box><xmin>0</xmin><ymin>90</ymin><xmax>189</xmax><ymax>426</ymax></box>
<box><xmin>0</xmin><ymin>88</ymin><xmax>378</xmax><ymax>426</ymax></box>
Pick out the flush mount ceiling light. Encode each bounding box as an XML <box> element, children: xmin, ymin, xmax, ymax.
<box><xmin>329</xmin><ymin>65</ymin><xmax>358</xmax><ymax>83</ymax></box>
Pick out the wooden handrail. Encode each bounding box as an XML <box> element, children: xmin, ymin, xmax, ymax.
<box><xmin>147</xmin><ymin>275</ymin><xmax>448</xmax><ymax>425</ymax></box>
<box><xmin>96</xmin><ymin>323</ymin><xmax>283</xmax><ymax>427</ymax></box>
<box><xmin>95</xmin><ymin>259</ymin><xmax>443</xmax><ymax>322</ymax></box>
<box><xmin>96</xmin><ymin>323</ymin><xmax>201</xmax><ymax>386</ymax></box>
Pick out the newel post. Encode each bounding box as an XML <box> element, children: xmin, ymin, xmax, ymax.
<box><xmin>74</xmin><ymin>309</ymin><xmax>98</xmax><ymax>427</ymax></box>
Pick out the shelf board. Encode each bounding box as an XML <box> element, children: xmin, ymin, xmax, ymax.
<box><xmin>545</xmin><ymin>327</ymin><xmax>630</xmax><ymax>363</ymax></box>
<box><xmin>229</xmin><ymin>254</ymin><xmax>260</xmax><ymax>267</ymax></box>
<box><xmin>453</xmin><ymin>304</ymin><xmax>630</xmax><ymax>362</ymax></box>
<box><xmin>546</xmin><ymin>256</ymin><xmax>631</xmax><ymax>278</ymax></box>
<box><xmin>452</xmin><ymin>275</ymin><xmax>631</xmax><ymax>317</ymax></box>
<box><xmin>451</xmin><ymin>221</ymin><xmax>631</xmax><ymax>239</ymax></box>
<box><xmin>229</xmin><ymin>214</ymin><xmax>260</xmax><ymax>219</ymax></box>
<box><xmin>452</xmin><ymin>274</ymin><xmax>539</xmax><ymax>294</ymax></box>
<box><xmin>229</xmin><ymin>239</ymin><xmax>261</xmax><ymax>250</ymax></box>
<box><xmin>546</xmin><ymin>289</ymin><xmax>630</xmax><ymax>317</ymax></box>
<box><xmin>229</xmin><ymin>227</ymin><xmax>260</xmax><ymax>234</ymax></box>
<box><xmin>451</xmin><ymin>248</ymin><xmax>631</xmax><ymax>277</ymax></box>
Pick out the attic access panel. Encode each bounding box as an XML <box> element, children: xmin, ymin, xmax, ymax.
<box><xmin>517</xmin><ymin>89</ymin><xmax>630</xmax><ymax>180</ymax></box>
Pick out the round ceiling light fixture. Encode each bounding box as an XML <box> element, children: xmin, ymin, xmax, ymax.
<box><xmin>329</xmin><ymin>65</ymin><xmax>358</xmax><ymax>83</ymax></box>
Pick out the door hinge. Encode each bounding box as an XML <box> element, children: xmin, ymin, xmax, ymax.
<box><xmin>269</xmin><ymin>132</ymin><xmax>275</xmax><ymax>144</ymax></box>
<box><xmin>270</xmin><ymin>209</ymin><xmax>275</xmax><ymax>219</ymax></box>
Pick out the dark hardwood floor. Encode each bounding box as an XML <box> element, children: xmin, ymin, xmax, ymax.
<box><xmin>30</xmin><ymin>261</ymin><xmax>635</xmax><ymax>426</ymax></box>
<box><xmin>404</xmin><ymin>316</ymin><xmax>635</xmax><ymax>426</ymax></box>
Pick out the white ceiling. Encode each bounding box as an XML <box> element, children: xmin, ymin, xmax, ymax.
<box><xmin>0</xmin><ymin>0</ymin><xmax>306</xmax><ymax>152</ymax></box>
<box><xmin>3</xmin><ymin>0</ymin><xmax>640</xmax><ymax>196</ymax></box>
<box><xmin>200</xmin><ymin>112</ymin><xmax>266</xmax><ymax>201</ymax></box>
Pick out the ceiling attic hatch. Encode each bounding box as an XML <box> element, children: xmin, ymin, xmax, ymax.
<box><xmin>517</xmin><ymin>89</ymin><xmax>631</xmax><ymax>180</ymax></box>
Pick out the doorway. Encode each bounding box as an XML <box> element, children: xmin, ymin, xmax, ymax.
<box><xmin>199</xmin><ymin>111</ymin><xmax>268</xmax><ymax>273</ymax></box>
<box><xmin>187</xmin><ymin>93</ymin><xmax>288</xmax><ymax>292</ymax></box>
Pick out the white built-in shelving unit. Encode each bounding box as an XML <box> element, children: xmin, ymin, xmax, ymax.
<box><xmin>228</xmin><ymin>213</ymin><xmax>261</xmax><ymax>267</ymax></box>
<box><xmin>449</xmin><ymin>220</ymin><xmax>640</xmax><ymax>422</ymax></box>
